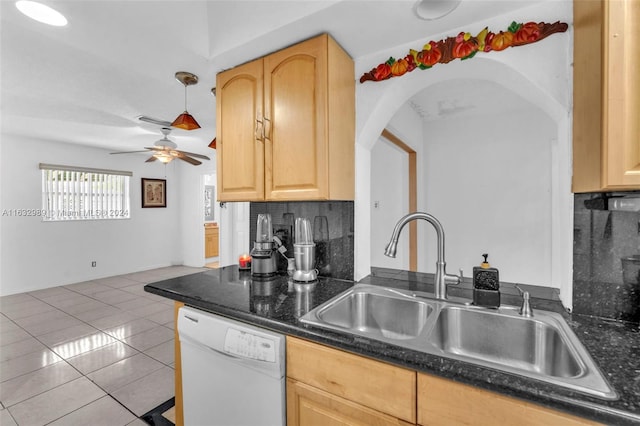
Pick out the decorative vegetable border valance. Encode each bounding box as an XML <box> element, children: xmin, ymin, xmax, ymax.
<box><xmin>360</xmin><ymin>21</ymin><xmax>568</xmax><ymax>83</ymax></box>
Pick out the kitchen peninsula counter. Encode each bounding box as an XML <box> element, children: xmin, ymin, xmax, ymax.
<box><xmin>145</xmin><ymin>266</ymin><xmax>640</xmax><ymax>425</ymax></box>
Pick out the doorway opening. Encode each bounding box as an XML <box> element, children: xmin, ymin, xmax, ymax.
<box><xmin>204</xmin><ymin>173</ymin><xmax>219</xmax><ymax>268</ymax></box>
<box><xmin>381</xmin><ymin>129</ymin><xmax>417</xmax><ymax>270</ymax></box>
<box><xmin>371</xmin><ymin>129</ymin><xmax>418</xmax><ymax>271</ymax></box>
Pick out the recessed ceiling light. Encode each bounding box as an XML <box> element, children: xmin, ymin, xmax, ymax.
<box><xmin>413</xmin><ymin>0</ymin><xmax>461</xmax><ymax>20</ymax></box>
<box><xmin>15</xmin><ymin>1</ymin><xmax>68</xmax><ymax>26</ymax></box>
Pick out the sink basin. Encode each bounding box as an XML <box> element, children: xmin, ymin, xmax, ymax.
<box><xmin>306</xmin><ymin>285</ymin><xmax>436</xmax><ymax>340</ymax></box>
<box><xmin>429</xmin><ymin>306</ymin><xmax>582</xmax><ymax>378</ymax></box>
<box><xmin>300</xmin><ymin>284</ymin><xmax>617</xmax><ymax>400</ymax></box>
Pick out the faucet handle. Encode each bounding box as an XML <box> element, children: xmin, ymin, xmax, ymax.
<box><xmin>515</xmin><ymin>285</ymin><xmax>534</xmax><ymax>317</ymax></box>
<box><xmin>444</xmin><ymin>269</ymin><xmax>462</xmax><ymax>286</ymax></box>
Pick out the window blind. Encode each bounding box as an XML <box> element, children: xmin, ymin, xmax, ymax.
<box><xmin>40</xmin><ymin>164</ymin><xmax>131</xmax><ymax>221</ymax></box>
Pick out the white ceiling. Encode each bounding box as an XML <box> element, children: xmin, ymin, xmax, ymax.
<box><xmin>0</xmin><ymin>0</ymin><xmax>545</xmax><ymax>158</ymax></box>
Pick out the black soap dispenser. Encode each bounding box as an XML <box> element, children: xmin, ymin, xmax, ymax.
<box><xmin>473</xmin><ymin>253</ymin><xmax>500</xmax><ymax>308</ymax></box>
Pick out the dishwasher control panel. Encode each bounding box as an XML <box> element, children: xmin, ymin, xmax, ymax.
<box><xmin>223</xmin><ymin>328</ymin><xmax>276</xmax><ymax>363</ymax></box>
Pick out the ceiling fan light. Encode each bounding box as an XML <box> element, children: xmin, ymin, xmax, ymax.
<box><xmin>155</xmin><ymin>153</ymin><xmax>173</xmax><ymax>164</ymax></box>
<box><xmin>208</xmin><ymin>138</ymin><xmax>216</xmax><ymax>149</ymax></box>
<box><xmin>171</xmin><ymin>112</ymin><xmax>201</xmax><ymax>130</ymax></box>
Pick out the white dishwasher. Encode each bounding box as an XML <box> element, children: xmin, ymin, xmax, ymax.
<box><xmin>177</xmin><ymin>306</ymin><xmax>286</xmax><ymax>426</ymax></box>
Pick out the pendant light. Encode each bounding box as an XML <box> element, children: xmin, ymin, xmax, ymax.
<box><xmin>208</xmin><ymin>87</ymin><xmax>216</xmax><ymax>149</ymax></box>
<box><xmin>171</xmin><ymin>71</ymin><xmax>201</xmax><ymax>130</ymax></box>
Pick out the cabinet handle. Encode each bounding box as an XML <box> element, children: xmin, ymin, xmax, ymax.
<box><xmin>255</xmin><ymin>119</ymin><xmax>264</xmax><ymax>142</ymax></box>
<box><xmin>264</xmin><ymin>117</ymin><xmax>272</xmax><ymax>141</ymax></box>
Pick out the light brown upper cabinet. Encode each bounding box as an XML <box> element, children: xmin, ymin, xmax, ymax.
<box><xmin>573</xmin><ymin>0</ymin><xmax>640</xmax><ymax>192</ymax></box>
<box><xmin>216</xmin><ymin>34</ymin><xmax>355</xmax><ymax>201</ymax></box>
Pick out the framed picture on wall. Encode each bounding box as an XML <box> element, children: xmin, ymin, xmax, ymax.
<box><xmin>204</xmin><ymin>185</ymin><xmax>215</xmax><ymax>221</ymax></box>
<box><xmin>141</xmin><ymin>178</ymin><xmax>166</xmax><ymax>208</ymax></box>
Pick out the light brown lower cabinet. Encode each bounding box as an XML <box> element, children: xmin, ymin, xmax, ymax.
<box><xmin>286</xmin><ymin>336</ymin><xmax>601</xmax><ymax>426</ymax></box>
<box><xmin>287</xmin><ymin>378</ymin><xmax>414</xmax><ymax>426</ymax></box>
<box><xmin>417</xmin><ymin>373</ymin><xmax>601</xmax><ymax>426</ymax></box>
<box><xmin>172</xmin><ymin>321</ymin><xmax>603</xmax><ymax>426</ymax></box>
<box><xmin>286</xmin><ymin>336</ymin><xmax>416</xmax><ymax>425</ymax></box>
<box><xmin>204</xmin><ymin>224</ymin><xmax>219</xmax><ymax>258</ymax></box>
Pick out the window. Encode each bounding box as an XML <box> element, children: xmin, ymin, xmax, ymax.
<box><xmin>40</xmin><ymin>163</ymin><xmax>131</xmax><ymax>221</ymax></box>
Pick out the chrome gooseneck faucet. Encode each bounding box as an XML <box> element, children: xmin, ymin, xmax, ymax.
<box><xmin>384</xmin><ymin>212</ymin><xmax>461</xmax><ymax>300</ymax></box>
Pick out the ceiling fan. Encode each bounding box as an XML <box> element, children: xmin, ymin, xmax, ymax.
<box><xmin>110</xmin><ymin>123</ymin><xmax>210</xmax><ymax>165</ymax></box>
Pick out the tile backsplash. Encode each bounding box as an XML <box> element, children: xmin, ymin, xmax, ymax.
<box><xmin>573</xmin><ymin>192</ymin><xmax>640</xmax><ymax>323</ymax></box>
<box><xmin>247</xmin><ymin>196</ymin><xmax>639</xmax><ymax>322</ymax></box>
<box><xmin>249</xmin><ymin>201</ymin><xmax>354</xmax><ymax>280</ymax></box>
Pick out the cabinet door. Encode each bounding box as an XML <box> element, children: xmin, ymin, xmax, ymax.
<box><xmin>263</xmin><ymin>36</ymin><xmax>328</xmax><ymax>200</ymax></box>
<box><xmin>287</xmin><ymin>336</ymin><xmax>416</xmax><ymax>423</ymax></box>
<box><xmin>287</xmin><ymin>379</ymin><xmax>414</xmax><ymax>426</ymax></box>
<box><xmin>204</xmin><ymin>227</ymin><xmax>219</xmax><ymax>258</ymax></box>
<box><xmin>216</xmin><ymin>58</ymin><xmax>265</xmax><ymax>201</ymax></box>
<box><xmin>573</xmin><ymin>0</ymin><xmax>640</xmax><ymax>192</ymax></box>
<box><xmin>211</xmin><ymin>227</ymin><xmax>219</xmax><ymax>257</ymax></box>
<box><xmin>417</xmin><ymin>373</ymin><xmax>600</xmax><ymax>426</ymax></box>
<box><xmin>602</xmin><ymin>0</ymin><xmax>640</xmax><ymax>188</ymax></box>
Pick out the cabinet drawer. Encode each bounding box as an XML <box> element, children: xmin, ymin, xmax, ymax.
<box><xmin>287</xmin><ymin>378</ymin><xmax>414</xmax><ymax>426</ymax></box>
<box><xmin>286</xmin><ymin>336</ymin><xmax>416</xmax><ymax>423</ymax></box>
<box><xmin>417</xmin><ymin>373</ymin><xmax>601</xmax><ymax>426</ymax></box>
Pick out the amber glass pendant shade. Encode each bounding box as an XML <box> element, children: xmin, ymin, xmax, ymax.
<box><xmin>172</xmin><ymin>71</ymin><xmax>201</xmax><ymax>131</ymax></box>
<box><xmin>208</xmin><ymin>137</ymin><xmax>216</xmax><ymax>149</ymax></box>
<box><xmin>171</xmin><ymin>112</ymin><xmax>201</xmax><ymax>130</ymax></box>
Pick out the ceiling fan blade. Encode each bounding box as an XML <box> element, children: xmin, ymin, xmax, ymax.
<box><xmin>138</xmin><ymin>116</ymin><xmax>172</xmax><ymax>127</ymax></box>
<box><xmin>144</xmin><ymin>146</ymin><xmax>174</xmax><ymax>152</ymax></box>
<box><xmin>174</xmin><ymin>149</ymin><xmax>210</xmax><ymax>160</ymax></box>
<box><xmin>110</xmin><ymin>149</ymin><xmax>152</xmax><ymax>154</ymax></box>
<box><xmin>176</xmin><ymin>152</ymin><xmax>202</xmax><ymax>165</ymax></box>
<box><xmin>145</xmin><ymin>155</ymin><xmax>158</xmax><ymax>162</ymax></box>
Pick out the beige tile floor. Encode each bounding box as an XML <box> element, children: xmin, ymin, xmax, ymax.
<box><xmin>0</xmin><ymin>266</ymin><xmax>206</xmax><ymax>426</ymax></box>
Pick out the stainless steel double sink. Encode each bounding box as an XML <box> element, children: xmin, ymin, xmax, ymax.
<box><xmin>299</xmin><ymin>284</ymin><xmax>617</xmax><ymax>400</ymax></box>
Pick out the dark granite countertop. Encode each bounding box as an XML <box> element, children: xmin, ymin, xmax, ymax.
<box><xmin>145</xmin><ymin>266</ymin><xmax>640</xmax><ymax>425</ymax></box>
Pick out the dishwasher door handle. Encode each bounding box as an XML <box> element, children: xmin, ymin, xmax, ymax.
<box><xmin>184</xmin><ymin>315</ymin><xmax>199</xmax><ymax>323</ymax></box>
<box><xmin>208</xmin><ymin>345</ymin><xmax>240</xmax><ymax>360</ymax></box>
<box><xmin>180</xmin><ymin>338</ymin><xmax>283</xmax><ymax>379</ymax></box>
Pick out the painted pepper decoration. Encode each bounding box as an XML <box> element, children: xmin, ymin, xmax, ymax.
<box><xmin>360</xmin><ymin>21</ymin><xmax>568</xmax><ymax>83</ymax></box>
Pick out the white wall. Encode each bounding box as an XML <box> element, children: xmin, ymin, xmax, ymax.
<box><xmin>0</xmin><ymin>136</ymin><xmax>183</xmax><ymax>296</ymax></box>
<box><xmin>354</xmin><ymin>1</ymin><xmax>574</xmax><ymax>306</ymax></box>
<box><xmin>370</xmin><ymin>94</ymin><xmax>557</xmax><ymax>287</ymax></box>
<box><xmin>179</xmin><ymin>156</ymin><xmax>217</xmax><ymax>268</ymax></box>
<box><xmin>370</xmin><ymin>102</ymin><xmax>424</xmax><ymax>270</ymax></box>
<box><xmin>421</xmin><ymin>109</ymin><xmax>555</xmax><ymax>285</ymax></box>
<box><xmin>218</xmin><ymin>201</ymin><xmax>250</xmax><ymax>267</ymax></box>
<box><xmin>371</xmin><ymin>139</ymin><xmax>409</xmax><ymax>268</ymax></box>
